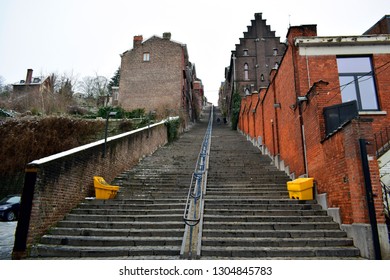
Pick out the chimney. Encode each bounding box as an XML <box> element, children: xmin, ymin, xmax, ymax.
<box><xmin>26</xmin><ymin>69</ymin><xmax>33</xmax><ymax>84</ymax></box>
<box><xmin>163</xmin><ymin>32</ymin><xmax>171</xmax><ymax>40</ymax></box>
<box><xmin>287</xmin><ymin>25</ymin><xmax>317</xmax><ymax>44</ymax></box>
<box><xmin>133</xmin><ymin>35</ymin><xmax>143</xmax><ymax>48</ymax></box>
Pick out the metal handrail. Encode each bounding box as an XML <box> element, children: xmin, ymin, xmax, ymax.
<box><xmin>180</xmin><ymin>106</ymin><xmax>213</xmax><ymax>259</ymax></box>
<box><xmin>374</xmin><ymin>127</ymin><xmax>390</xmax><ymax>158</ymax></box>
<box><xmin>381</xmin><ymin>180</ymin><xmax>390</xmax><ymax>219</ymax></box>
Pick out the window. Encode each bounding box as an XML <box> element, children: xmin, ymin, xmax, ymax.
<box><xmin>273</xmin><ymin>48</ymin><xmax>278</xmax><ymax>56</ymax></box>
<box><xmin>143</xmin><ymin>52</ymin><xmax>150</xmax><ymax>62</ymax></box>
<box><xmin>337</xmin><ymin>56</ymin><xmax>378</xmax><ymax>111</ymax></box>
<box><xmin>243</xmin><ymin>49</ymin><xmax>248</xmax><ymax>56</ymax></box>
<box><xmin>244</xmin><ymin>63</ymin><xmax>249</xmax><ymax>80</ymax></box>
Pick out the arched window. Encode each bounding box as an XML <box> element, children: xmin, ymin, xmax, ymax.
<box><xmin>244</xmin><ymin>63</ymin><xmax>249</xmax><ymax>80</ymax></box>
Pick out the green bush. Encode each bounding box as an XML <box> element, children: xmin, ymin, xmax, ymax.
<box><xmin>165</xmin><ymin>118</ymin><xmax>181</xmax><ymax>143</ymax></box>
<box><xmin>97</xmin><ymin>106</ymin><xmax>126</xmax><ymax>119</ymax></box>
<box><xmin>126</xmin><ymin>108</ymin><xmax>145</xmax><ymax>119</ymax></box>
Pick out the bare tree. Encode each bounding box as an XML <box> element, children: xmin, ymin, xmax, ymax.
<box><xmin>78</xmin><ymin>74</ymin><xmax>109</xmax><ymax>106</ymax></box>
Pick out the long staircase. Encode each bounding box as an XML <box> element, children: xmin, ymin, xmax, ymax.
<box><xmin>30</xmin><ymin>113</ymin><xmax>210</xmax><ymax>259</ymax></box>
<box><xmin>200</xmin><ymin>115</ymin><xmax>360</xmax><ymax>259</ymax></box>
<box><xmin>30</xmin><ymin>107</ymin><xmax>361</xmax><ymax>259</ymax></box>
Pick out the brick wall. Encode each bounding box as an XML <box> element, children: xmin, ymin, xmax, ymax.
<box><xmin>238</xmin><ymin>24</ymin><xmax>388</xmax><ymax>225</ymax></box>
<box><xmin>234</xmin><ymin>13</ymin><xmax>286</xmax><ymax>95</ymax></box>
<box><xmin>119</xmin><ymin>36</ymin><xmax>184</xmax><ymax>117</ymax></box>
<box><xmin>13</xmin><ymin>120</ymin><xmax>171</xmax><ymax>258</ymax></box>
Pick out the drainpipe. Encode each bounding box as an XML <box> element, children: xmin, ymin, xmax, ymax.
<box><xmin>299</xmin><ymin>112</ymin><xmax>309</xmax><ymax>176</ymax></box>
<box><xmin>291</xmin><ymin>38</ymin><xmax>308</xmax><ymax>176</ymax></box>
<box><xmin>359</xmin><ymin>139</ymin><xmax>382</xmax><ymax>260</ymax></box>
<box><xmin>232</xmin><ymin>53</ymin><xmax>237</xmax><ymax>93</ymax></box>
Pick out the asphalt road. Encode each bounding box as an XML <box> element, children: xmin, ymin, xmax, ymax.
<box><xmin>0</xmin><ymin>221</ymin><xmax>17</xmax><ymax>260</ymax></box>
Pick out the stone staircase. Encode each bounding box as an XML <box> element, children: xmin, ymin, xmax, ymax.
<box><xmin>30</xmin><ymin>114</ymin><xmax>210</xmax><ymax>259</ymax></box>
<box><xmin>29</xmin><ymin>107</ymin><xmax>362</xmax><ymax>259</ymax></box>
<box><xmin>200</xmin><ymin>115</ymin><xmax>361</xmax><ymax>259</ymax></box>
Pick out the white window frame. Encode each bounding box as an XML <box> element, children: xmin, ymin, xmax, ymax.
<box><xmin>143</xmin><ymin>52</ymin><xmax>150</xmax><ymax>62</ymax></box>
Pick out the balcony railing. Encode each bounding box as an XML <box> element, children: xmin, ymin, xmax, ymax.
<box><xmin>323</xmin><ymin>100</ymin><xmax>358</xmax><ymax>138</ymax></box>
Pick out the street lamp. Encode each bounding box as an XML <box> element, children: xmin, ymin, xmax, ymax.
<box><xmin>102</xmin><ymin>111</ymin><xmax>117</xmax><ymax>158</ymax></box>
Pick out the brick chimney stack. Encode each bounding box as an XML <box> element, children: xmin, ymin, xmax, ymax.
<box><xmin>163</xmin><ymin>32</ymin><xmax>171</xmax><ymax>40</ymax></box>
<box><xmin>26</xmin><ymin>69</ymin><xmax>33</xmax><ymax>84</ymax></box>
<box><xmin>133</xmin><ymin>35</ymin><xmax>143</xmax><ymax>48</ymax></box>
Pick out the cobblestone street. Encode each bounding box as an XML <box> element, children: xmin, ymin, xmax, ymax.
<box><xmin>0</xmin><ymin>221</ymin><xmax>17</xmax><ymax>260</ymax></box>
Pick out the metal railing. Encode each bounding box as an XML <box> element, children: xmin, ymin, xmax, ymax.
<box><xmin>381</xmin><ymin>181</ymin><xmax>390</xmax><ymax>220</ymax></box>
<box><xmin>180</xmin><ymin>106</ymin><xmax>213</xmax><ymax>259</ymax></box>
<box><xmin>374</xmin><ymin>127</ymin><xmax>390</xmax><ymax>158</ymax></box>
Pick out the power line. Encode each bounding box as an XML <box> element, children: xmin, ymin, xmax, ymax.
<box><xmin>320</xmin><ymin>60</ymin><xmax>390</xmax><ymax>105</ymax></box>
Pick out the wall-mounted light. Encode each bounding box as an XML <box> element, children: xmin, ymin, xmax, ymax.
<box><xmin>297</xmin><ymin>96</ymin><xmax>308</xmax><ymax>103</ymax></box>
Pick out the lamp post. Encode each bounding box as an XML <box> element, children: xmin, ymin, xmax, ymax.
<box><xmin>102</xmin><ymin>111</ymin><xmax>117</xmax><ymax>158</ymax></box>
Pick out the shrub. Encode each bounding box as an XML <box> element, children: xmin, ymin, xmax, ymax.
<box><xmin>97</xmin><ymin>106</ymin><xmax>126</xmax><ymax>119</ymax></box>
<box><xmin>165</xmin><ymin>118</ymin><xmax>181</xmax><ymax>143</ymax></box>
<box><xmin>0</xmin><ymin>116</ymin><xmax>105</xmax><ymax>197</ymax></box>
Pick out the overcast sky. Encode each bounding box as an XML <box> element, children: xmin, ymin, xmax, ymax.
<box><xmin>0</xmin><ymin>0</ymin><xmax>388</xmax><ymax>104</ymax></box>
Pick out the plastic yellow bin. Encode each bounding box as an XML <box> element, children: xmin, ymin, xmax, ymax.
<box><xmin>287</xmin><ymin>178</ymin><xmax>314</xmax><ymax>200</ymax></box>
<box><xmin>93</xmin><ymin>176</ymin><xmax>119</xmax><ymax>199</ymax></box>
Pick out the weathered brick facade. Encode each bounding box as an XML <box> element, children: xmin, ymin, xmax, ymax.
<box><xmin>119</xmin><ymin>33</ymin><xmax>202</xmax><ymax>122</ymax></box>
<box><xmin>238</xmin><ymin>21</ymin><xmax>390</xmax><ymax>258</ymax></box>
<box><xmin>220</xmin><ymin>13</ymin><xmax>286</xmax><ymax>121</ymax></box>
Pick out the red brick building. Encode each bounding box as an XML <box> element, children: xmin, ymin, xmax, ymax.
<box><xmin>118</xmin><ymin>33</ymin><xmax>203</xmax><ymax>123</ymax></box>
<box><xmin>238</xmin><ymin>19</ymin><xmax>390</xmax><ymax>259</ymax></box>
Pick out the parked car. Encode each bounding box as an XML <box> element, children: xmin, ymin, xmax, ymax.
<box><xmin>0</xmin><ymin>195</ymin><xmax>21</xmax><ymax>221</ymax></box>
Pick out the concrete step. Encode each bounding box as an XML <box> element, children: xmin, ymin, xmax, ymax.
<box><xmin>206</xmin><ymin>193</ymin><xmax>289</xmax><ymax>198</ymax></box>
<box><xmin>204</xmin><ymin>203</ymin><xmax>322</xmax><ymax>210</ymax></box>
<box><xmin>200</xmin><ymin>246</ymin><xmax>361</xmax><ymax>259</ymax></box>
<box><xmin>64</xmin><ymin>213</ymin><xmax>183</xmax><ymax>222</ymax></box>
<box><xmin>202</xmin><ymin>221</ymin><xmax>341</xmax><ymax>230</ymax></box>
<box><xmin>56</xmin><ymin>220</ymin><xmax>185</xmax><ymax>230</ymax></box>
<box><xmin>203</xmin><ymin>198</ymin><xmax>318</xmax><ymax>205</ymax></box>
<box><xmin>82</xmin><ymin>198</ymin><xmax>187</xmax><ymax>205</ymax></box>
<box><xmin>32</xmin><ymin>244</ymin><xmax>182</xmax><ymax>258</ymax></box>
<box><xmin>202</xmin><ymin>237</ymin><xmax>355</xmax><ymax>247</ymax></box>
<box><xmin>203</xmin><ymin>215</ymin><xmax>333</xmax><ymax>223</ymax></box>
<box><xmin>201</xmin><ymin>229</ymin><xmax>348</xmax><ymax>238</ymax></box>
<box><xmin>204</xmin><ymin>209</ymin><xmax>328</xmax><ymax>216</ymax></box>
<box><xmin>40</xmin><ymin>235</ymin><xmax>182</xmax><ymax>247</ymax></box>
<box><xmin>78</xmin><ymin>201</ymin><xmax>186</xmax><ymax>209</ymax></box>
<box><xmin>48</xmin><ymin>227</ymin><xmax>184</xmax><ymax>237</ymax></box>
<box><xmin>206</xmin><ymin>184</ymin><xmax>288</xmax><ymax>189</ymax></box>
<box><xmin>71</xmin><ymin>208</ymin><xmax>184</xmax><ymax>216</ymax></box>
